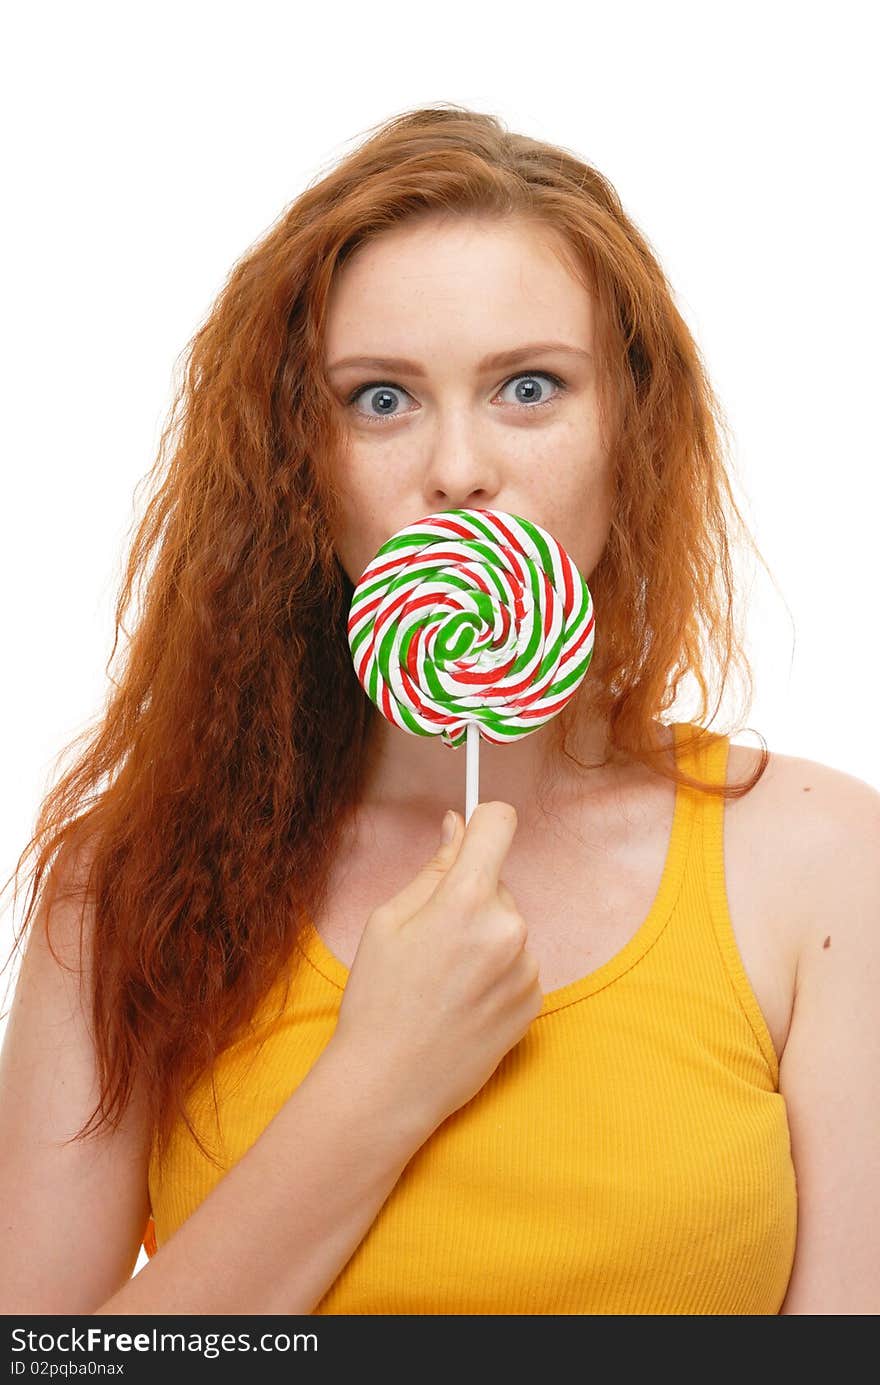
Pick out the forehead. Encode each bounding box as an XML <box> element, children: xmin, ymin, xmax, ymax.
<box><xmin>325</xmin><ymin>214</ymin><xmax>593</xmax><ymax>354</ymax></box>
<box><xmin>331</xmin><ymin>213</ymin><xmax>579</xmax><ymax>291</ymax></box>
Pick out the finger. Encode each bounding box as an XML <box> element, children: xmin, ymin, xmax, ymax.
<box><xmin>438</xmin><ymin>800</ymin><xmax>518</xmax><ymax>898</ymax></box>
<box><xmin>496</xmin><ymin>879</ymin><xmax>517</xmax><ymax>910</ymax></box>
<box><xmin>374</xmin><ymin>813</ymin><xmax>464</xmax><ymax>925</ymax></box>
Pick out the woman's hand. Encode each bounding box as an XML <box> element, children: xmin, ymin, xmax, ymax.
<box><xmin>330</xmin><ymin>800</ymin><xmax>542</xmax><ymax>1136</ymax></box>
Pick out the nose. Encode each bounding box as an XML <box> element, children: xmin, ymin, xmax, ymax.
<box><xmin>422</xmin><ymin>413</ymin><xmax>502</xmax><ymax>510</ymax></box>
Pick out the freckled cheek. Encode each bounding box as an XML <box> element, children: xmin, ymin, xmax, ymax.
<box><xmin>539</xmin><ymin>456</ymin><xmax>613</xmax><ymax>579</ymax></box>
<box><xmin>334</xmin><ymin>442</ymin><xmax>392</xmax><ymax>511</ymax></box>
<box><xmin>333</xmin><ymin>477</ymin><xmax>396</xmax><ymax>582</ymax></box>
<box><xmin>529</xmin><ymin>428</ymin><xmax>611</xmax><ymax>503</ymax></box>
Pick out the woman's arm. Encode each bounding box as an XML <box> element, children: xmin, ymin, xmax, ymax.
<box><xmin>0</xmin><ymin>847</ymin><xmax>434</xmax><ymax>1317</ymax></box>
<box><xmin>776</xmin><ymin>764</ymin><xmax>880</xmax><ymax>1315</ymax></box>
<box><xmin>97</xmin><ymin>1036</ymin><xmax>430</xmax><ymax>1316</ymax></box>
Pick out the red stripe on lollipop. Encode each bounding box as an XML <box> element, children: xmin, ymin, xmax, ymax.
<box><xmin>357</xmin><ymin>552</ymin><xmax>407</xmax><ymax>588</ymax></box>
<box><xmin>406</xmin><ymin>621</ymin><xmax>425</xmax><ymax>682</ymax></box>
<box><xmin>453</xmin><ymin>654</ymin><xmax>518</xmax><ymax>686</ymax></box>
<box><xmin>540</xmin><ymin>570</ymin><xmax>555</xmax><ymax>637</ymax></box>
<box><xmin>433</xmin><ymin>516</ymin><xmax>485</xmax><ymax>542</ymax></box>
<box><xmin>478</xmin><ymin>509</ymin><xmax>520</xmax><ymax>551</ymax></box>
<box><xmin>400</xmin><ymin>665</ymin><xmax>450</xmax><ymax>727</ymax></box>
<box><xmin>560</xmin><ymin>608</ymin><xmax>595</xmax><ymax>665</ymax></box>
<box><xmin>380</xmin><ymin>681</ymin><xmax>395</xmax><ymax>724</ymax></box>
<box><xmin>347</xmin><ymin>590</ymin><xmax>383</xmax><ymax>638</ymax></box>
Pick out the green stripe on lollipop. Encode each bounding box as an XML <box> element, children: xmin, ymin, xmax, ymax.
<box><xmin>501</xmin><ymin>563</ymin><xmax>544</xmax><ymax>677</ymax></box>
<box><xmin>434</xmin><ymin>612</ymin><xmax>484</xmax><ymax>658</ymax></box>
<box><xmin>354</xmin><ymin>560</ymin><xmax>446</xmax><ymax>615</ymax></box>
<box><xmin>395</xmin><ymin>700</ymin><xmax>426</xmax><ymax>734</ymax></box>
<box><xmin>377</xmin><ymin>528</ymin><xmax>457</xmax><ymax>555</ymax></box>
<box><xmin>530</xmin><ymin>627</ymin><xmax>564</xmax><ymax>681</ymax></box>
<box><xmin>516</xmin><ymin>515</ymin><xmax>555</xmax><ymax>575</ymax></box>
<box><xmin>349</xmin><ymin>619</ymin><xmax>371</xmax><ymax>659</ymax></box>
<box><xmin>544</xmin><ymin>645</ymin><xmax>594</xmax><ymax>697</ymax></box>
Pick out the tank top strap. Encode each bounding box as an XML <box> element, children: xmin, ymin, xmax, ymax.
<box><xmin>668</xmin><ymin>721</ymin><xmax>731</xmax><ymax>913</ymax></box>
<box><xmin>672</xmin><ymin>719</ymin><xmax>729</xmax><ymax>787</ymax></box>
<box><xmin>670</xmin><ymin>721</ymin><xmax>731</xmax><ymax>836</ymax></box>
<box><xmin>672</xmin><ymin>721</ymin><xmax>732</xmax><ymax>893</ymax></box>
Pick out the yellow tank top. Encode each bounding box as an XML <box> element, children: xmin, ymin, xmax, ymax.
<box><xmin>142</xmin><ymin>721</ymin><xmax>797</xmax><ymax>1313</ymax></box>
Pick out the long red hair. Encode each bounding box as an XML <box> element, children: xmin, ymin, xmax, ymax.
<box><xmin>0</xmin><ymin>103</ymin><xmax>780</xmax><ymax>1167</ymax></box>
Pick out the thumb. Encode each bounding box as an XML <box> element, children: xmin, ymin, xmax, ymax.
<box><xmin>374</xmin><ymin>810</ymin><xmax>463</xmax><ymax>928</ymax></box>
<box><xmin>437</xmin><ymin>808</ymin><xmax>461</xmax><ymax>855</ymax></box>
<box><xmin>422</xmin><ymin>809</ymin><xmax>463</xmax><ymax>873</ymax></box>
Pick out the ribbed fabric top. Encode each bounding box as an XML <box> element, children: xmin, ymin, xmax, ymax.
<box><xmin>142</xmin><ymin>721</ymin><xmax>797</xmax><ymax>1314</ymax></box>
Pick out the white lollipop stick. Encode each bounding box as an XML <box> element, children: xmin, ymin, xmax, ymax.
<box><xmin>465</xmin><ymin>719</ymin><xmax>480</xmax><ymax>827</ymax></box>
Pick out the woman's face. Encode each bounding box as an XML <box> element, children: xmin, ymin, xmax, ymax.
<box><xmin>323</xmin><ymin>213</ymin><xmax>614</xmax><ymax>587</ymax></box>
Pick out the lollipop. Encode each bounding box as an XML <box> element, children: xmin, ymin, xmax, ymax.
<box><xmin>347</xmin><ymin>507</ymin><xmax>596</xmax><ymax>824</ymax></box>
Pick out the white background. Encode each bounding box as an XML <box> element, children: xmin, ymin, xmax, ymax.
<box><xmin>1</xmin><ymin>0</ymin><xmax>877</xmax><ymax>1283</ymax></box>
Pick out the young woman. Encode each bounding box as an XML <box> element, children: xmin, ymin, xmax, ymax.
<box><xmin>1</xmin><ymin>104</ymin><xmax>877</xmax><ymax>1316</ymax></box>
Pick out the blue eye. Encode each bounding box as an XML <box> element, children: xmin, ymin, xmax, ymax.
<box><xmin>348</xmin><ymin>382</ymin><xmax>412</xmax><ymax>423</ymax></box>
<box><xmin>346</xmin><ymin>370</ymin><xmax>567</xmax><ymax>425</ymax></box>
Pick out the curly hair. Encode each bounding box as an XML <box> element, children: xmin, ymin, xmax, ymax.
<box><xmin>0</xmin><ymin>102</ymin><xmax>783</xmax><ymax>1174</ymax></box>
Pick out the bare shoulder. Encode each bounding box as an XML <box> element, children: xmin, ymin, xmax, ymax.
<box><xmin>726</xmin><ymin>739</ymin><xmax>880</xmax><ymax>953</ymax></box>
<box><xmin>727</xmin><ymin>735</ymin><xmax>880</xmax><ymax>821</ymax></box>
<box><xmin>725</xmin><ymin>742</ymin><xmax>880</xmax><ymax>1313</ymax></box>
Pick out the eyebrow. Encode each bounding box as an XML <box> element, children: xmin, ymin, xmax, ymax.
<box><xmin>326</xmin><ymin>341</ymin><xmax>592</xmax><ymax>376</ymax></box>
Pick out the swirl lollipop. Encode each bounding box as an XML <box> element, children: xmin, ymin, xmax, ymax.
<box><xmin>348</xmin><ymin>507</ymin><xmax>596</xmax><ymax>824</ymax></box>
